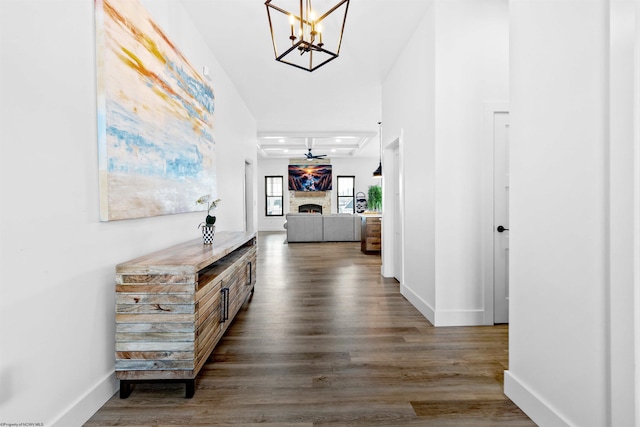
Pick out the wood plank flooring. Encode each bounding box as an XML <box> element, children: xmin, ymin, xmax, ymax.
<box><xmin>85</xmin><ymin>231</ymin><xmax>535</xmax><ymax>426</ymax></box>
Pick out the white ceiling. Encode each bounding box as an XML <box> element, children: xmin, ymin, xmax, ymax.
<box><xmin>180</xmin><ymin>0</ymin><xmax>431</xmax><ymax>158</ymax></box>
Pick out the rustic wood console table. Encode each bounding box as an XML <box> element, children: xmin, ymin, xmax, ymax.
<box><xmin>114</xmin><ymin>231</ymin><xmax>257</xmax><ymax>398</ymax></box>
<box><xmin>361</xmin><ymin>214</ymin><xmax>382</xmax><ymax>253</ymax></box>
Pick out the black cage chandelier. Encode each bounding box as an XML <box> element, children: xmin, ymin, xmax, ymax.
<box><xmin>265</xmin><ymin>0</ymin><xmax>350</xmax><ymax>72</ymax></box>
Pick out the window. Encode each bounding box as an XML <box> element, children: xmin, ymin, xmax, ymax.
<box><xmin>265</xmin><ymin>176</ymin><xmax>283</xmax><ymax>216</ymax></box>
<box><xmin>336</xmin><ymin>176</ymin><xmax>355</xmax><ymax>214</ymax></box>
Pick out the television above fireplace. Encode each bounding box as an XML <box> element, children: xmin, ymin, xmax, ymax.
<box><xmin>288</xmin><ymin>165</ymin><xmax>332</xmax><ymax>191</ymax></box>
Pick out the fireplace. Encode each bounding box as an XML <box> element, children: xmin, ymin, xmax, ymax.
<box><xmin>298</xmin><ymin>204</ymin><xmax>323</xmax><ymax>214</ymax></box>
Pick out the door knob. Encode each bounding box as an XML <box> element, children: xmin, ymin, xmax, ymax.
<box><xmin>497</xmin><ymin>225</ymin><xmax>509</xmax><ymax>233</ymax></box>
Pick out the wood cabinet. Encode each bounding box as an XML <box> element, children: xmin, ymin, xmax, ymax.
<box><xmin>115</xmin><ymin>231</ymin><xmax>257</xmax><ymax>398</ymax></box>
<box><xmin>361</xmin><ymin>215</ymin><xmax>381</xmax><ymax>253</ymax></box>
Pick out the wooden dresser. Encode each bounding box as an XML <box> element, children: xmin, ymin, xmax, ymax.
<box><xmin>361</xmin><ymin>215</ymin><xmax>382</xmax><ymax>253</ymax></box>
<box><xmin>115</xmin><ymin>231</ymin><xmax>257</xmax><ymax>398</ymax></box>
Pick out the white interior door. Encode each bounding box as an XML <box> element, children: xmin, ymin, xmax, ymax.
<box><xmin>494</xmin><ymin>112</ymin><xmax>510</xmax><ymax>324</ymax></box>
<box><xmin>393</xmin><ymin>147</ymin><xmax>402</xmax><ymax>282</ymax></box>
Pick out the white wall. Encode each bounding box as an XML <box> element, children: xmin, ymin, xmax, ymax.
<box><xmin>257</xmin><ymin>158</ymin><xmax>290</xmax><ymax>231</ymax></box>
<box><xmin>331</xmin><ymin>157</ymin><xmax>384</xmax><ymax>212</ymax></box>
<box><xmin>433</xmin><ymin>0</ymin><xmax>509</xmax><ymax>325</ymax></box>
<box><xmin>609</xmin><ymin>1</ymin><xmax>638</xmax><ymax>423</ymax></box>
<box><xmin>256</xmin><ymin>156</ymin><xmax>382</xmax><ymax>231</ymax></box>
<box><xmin>0</xmin><ymin>1</ymin><xmax>256</xmax><ymax>425</ymax></box>
<box><xmin>382</xmin><ymin>0</ymin><xmax>509</xmax><ymax>326</ymax></box>
<box><xmin>382</xmin><ymin>6</ymin><xmax>437</xmax><ymax>322</ymax></box>
<box><xmin>505</xmin><ymin>1</ymin><xmax>630</xmax><ymax>426</ymax></box>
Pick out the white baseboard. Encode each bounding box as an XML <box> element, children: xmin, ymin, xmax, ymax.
<box><xmin>400</xmin><ymin>283</ymin><xmax>435</xmax><ymax>325</ymax></box>
<box><xmin>433</xmin><ymin>309</ymin><xmax>486</xmax><ymax>327</ymax></box>
<box><xmin>51</xmin><ymin>371</ymin><xmax>118</xmax><ymax>427</ymax></box>
<box><xmin>504</xmin><ymin>370</ymin><xmax>571</xmax><ymax>427</ymax></box>
<box><xmin>400</xmin><ymin>283</ymin><xmax>487</xmax><ymax>327</ymax></box>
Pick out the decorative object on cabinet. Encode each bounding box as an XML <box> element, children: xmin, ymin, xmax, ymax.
<box><xmin>95</xmin><ymin>0</ymin><xmax>216</xmax><ymax>221</ymax></box>
<box><xmin>355</xmin><ymin>192</ymin><xmax>367</xmax><ymax>214</ymax></box>
<box><xmin>115</xmin><ymin>231</ymin><xmax>257</xmax><ymax>398</ymax></box>
<box><xmin>196</xmin><ymin>195</ymin><xmax>221</xmax><ymax>245</ymax></box>
<box><xmin>367</xmin><ymin>185</ymin><xmax>382</xmax><ymax>212</ymax></box>
<box><xmin>201</xmin><ymin>225</ymin><xmax>215</xmax><ymax>244</ymax></box>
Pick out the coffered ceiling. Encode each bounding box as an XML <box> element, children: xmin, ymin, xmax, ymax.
<box><xmin>180</xmin><ymin>0</ymin><xmax>432</xmax><ymax>158</ymax></box>
<box><xmin>256</xmin><ymin>131</ymin><xmax>376</xmax><ymax>158</ymax></box>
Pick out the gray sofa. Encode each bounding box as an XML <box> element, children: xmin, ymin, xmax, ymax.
<box><xmin>284</xmin><ymin>213</ymin><xmax>361</xmax><ymax>242</ymax></box>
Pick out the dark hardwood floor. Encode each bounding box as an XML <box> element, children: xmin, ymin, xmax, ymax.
<box><xmin>86</xmin><ymin>231</ymin><xmax>535</xmax><ymax>426</ymax></box>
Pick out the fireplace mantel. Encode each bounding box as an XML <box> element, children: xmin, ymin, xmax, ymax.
<box><xmin>293</xmin><ymin>191</ymin><xmax>326</xmax><ymax>197</ymax></box>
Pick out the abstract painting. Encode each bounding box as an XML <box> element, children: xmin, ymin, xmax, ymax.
<box><xmin>95</xmin><ymin>0</ymin><xmax>216</xmax><ymax>221</ymax></box>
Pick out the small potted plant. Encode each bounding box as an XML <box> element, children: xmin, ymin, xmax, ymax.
<box><xmin>367</xmin><ymin>185</ymin><xmax>382</xmax><ymax>212</ymax></box>
<box><xmin>196</xmin><ymin>195</ymin><xmax>221</xmax><ymax>244</ymax></box>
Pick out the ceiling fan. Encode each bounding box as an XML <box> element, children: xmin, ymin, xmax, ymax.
<box><xmin>305</xmin><ymin>148</ymin><xmax>327</xmax><ymax>160</ymax></box>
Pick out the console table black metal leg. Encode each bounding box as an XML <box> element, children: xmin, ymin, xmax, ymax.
<box><xmin>119</xmin><ymin>381</ymin><xmax>133</xmax><ymax>399</ymax></box>
<box><xmin>185</xmin><ymin>379</ymin><xmax>195</xmax><ymax>398</ymax></box>
<box><xmin>120</xmin><ymin>379</ymin><xmax>195</xmax><ymax>398</ymax></box>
